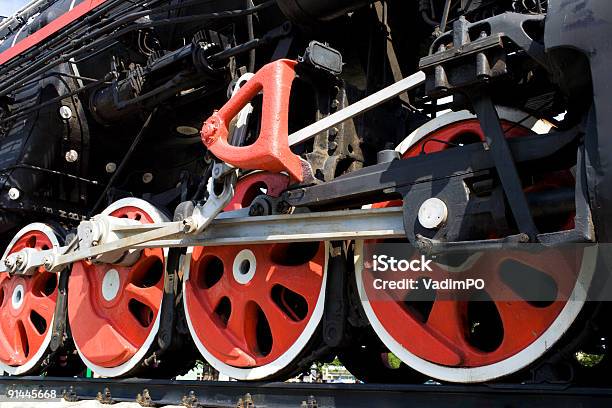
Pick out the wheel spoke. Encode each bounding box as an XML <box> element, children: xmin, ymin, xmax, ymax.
<box><xmin>125</xmin><ymin>283</ymin><xmax>162</xmax><ymax>313</ymax></box>
<box><xmin>24</xmin><ymin>315</ymin><xmax>45</xmax><ymax>351</ymax></box>
<box><xmin>0</xmin><ymin>317</ymin><xmax>15</xmax><ymax>362</ymax></box>
<box><xmin>425</xmin><ymin>300</ymin><xmax>479</xmax><ymax>362</ymax></box>
<box><xmin>111</xmin><ymin>295</ymin><xmax>152</xmax><ymax>346</ymax></box>
<box><xmin>268</xmin><ymin>264</ymin><xmax>321</xmax><ymax>301</ymax></box>
<box><xmin>0</xmin><ymin>332</ymin><xmax>13</xmax><ymax>362</ymax></box>
<box><xmin>12</xmin><ymin>319</ymin><xmax>28</xmax><ymax>361</ymax></box>
<box><xmin>27</xmin><ymin>292</ymin><xmax>55</xmax><ymax>323</ymax></box>
<box><xmin>259</xmin><ymin>299</ymin><xmax>300</xmax><ymax>353</ymax></box>
<box><xmin>203</xmin><ymin>279</ymin><xmax>228</xmax><ymax>311</ymax></box>
<box><xmin>226</xmin><ymin>298</ymin><xmax>249</xmax><ymax>346</ymax></box>
<box><xmin>495</xmin><ymin>300</ymin><xmax>539</xmax><ymax>336</ymax></box>
<box><xmin>225</xmin><ymin>299</ymin><xmax>259</xmax><ymax>365</ymax></box>
<box><xmin>426</xmin><ymin>300</ymin><xmax>464</xmax><ymax>339</ymax></box>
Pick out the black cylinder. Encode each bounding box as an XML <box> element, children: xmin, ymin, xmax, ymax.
<box><xmin>90</xmin><ymin>82</ymin><xmax>141</xmax><ymax>124</ymax></box>
<box><xmin>276</xmin><ymin>0</ymin><xmax>374</xmax><ymax>24</ymax></box>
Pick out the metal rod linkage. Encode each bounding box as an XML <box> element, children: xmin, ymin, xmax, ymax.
<box><xmin>288</xmin><ymin>71</ymin><xmax>426</xmax><ymax>146</ymax></box>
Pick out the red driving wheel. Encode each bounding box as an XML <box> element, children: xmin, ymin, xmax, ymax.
<box><xmin>356</xmin><ymin>109</ymin><xmax>590</xmax><ymax>382</ymax></box>
<box><xmin>69</xmin><ymin>198</ymin><xmax>167</xmax><ymax>376</ymax></box>
<box><xmin>0</xmin><ymin>223</ymin><xmax>60</xmax><ymax>375</ymax></box>
<box><xmin>184</xmin><ymin>172</ymin><xmax>328</xmax><ymax>380</ymax></box>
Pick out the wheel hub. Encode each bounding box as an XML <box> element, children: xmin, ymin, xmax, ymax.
<box><xmin>101</xmin><ymin>269</ymin><xmax>121</xmax><ymax>302</ymax></box>
<box><xmin>232</xmin><ymin>249</ymin><xmax>257</xmax><ymax>285</ymax></box>
<box><xmin>11</xmin><ymin>283</ymin><xmax>24</xmax><ymax>310</ymax></box>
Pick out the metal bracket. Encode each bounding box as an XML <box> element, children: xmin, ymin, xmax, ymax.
<box><xmin>136</xmin><ymin>389</ymin><xmax>155</xmax><ymax>407</ymax></box>
<box><xmin>470</xmin><ymin>92</ymin><xmax>538</xmax><ymax>239</ymax></box>
<box><xmin>201</xmin><ymin>59</ymin><xmax>308</xmax><ymax>182</ymax></box>
<box><xmin>236</xmin><ymin>393</ymin><xmax>256</xmax><ymax>408</ymax></box>
<box><xmin>49</xmin><ymin>266</ymin><xmax>70</xmax><ymax>352</ymax></box>
<box><xmin>62</xmin><ymin>385</ymin><xmax>78</xmax><ymax>402</ymax></box>
<box><xmin>157</xmin><ymin>249</ymin><xmax>179</xmax><ymax>351</ymax></box>
<box><xmin>96</xmin><ymin>387</ymin><xmax>113</xmax><ymax>404</ymax></box>
<box><xmin>190</xmin><ymin>170</ymin><xmax>237</xmax><ymax>234</ymax></box>
<box><xmin>322</xmin><ymin>243</ymin><xmax>346</xmax><ymax>348</ymax></box>
<box><xmin>181</xmin><ymin>390</ymin><xmax>201</xmax><ymax>408</ymax></box>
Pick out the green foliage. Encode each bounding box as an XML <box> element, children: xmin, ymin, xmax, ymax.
<box><xmin>387</xmin><ymin>353</ymin><xmax>402</xmax><ymax>369</ymax></box>
<box><xmin>575</xmin><ymin>351</ymin><xmax>605</xmax><ymax>367</ymax></box>
<box><xmin>331</xmin><ymin>357</ymin><xmax>343</xmax><ymax>367</ymax></box>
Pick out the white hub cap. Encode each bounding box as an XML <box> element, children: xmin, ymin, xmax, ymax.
<box><xmin>11</xmin><ymin>284</ymin><xmax>25</xmax><ymax>309</ymax></box>
<box><xmin>233</xmin><ymin>249</ymin><xmax>257</xmax><ymax>285</ymax></box>
<box><xmin>418</xmin><ymin>197</ymin><xmax>448</xmax><ymax>229</ymax></box>
<box><xmin>101</xmin><ymin>269</ymin><xmax>121</xmax><ymax>301</ymax></box>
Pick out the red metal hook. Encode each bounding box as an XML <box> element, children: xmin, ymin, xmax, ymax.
<box><xmin>201</xmin><ymin>59</ymin><xmax>306</xmax><ymax>182</ymax></box>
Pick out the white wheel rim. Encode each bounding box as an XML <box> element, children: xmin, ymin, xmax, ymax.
<box><xmin>11</xmin><ymin>284</ymin><xmax>24</xmax><ymax>310</ymax></box>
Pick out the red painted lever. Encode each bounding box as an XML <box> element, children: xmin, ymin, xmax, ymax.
<box><xmin>201</xmin><ymin>59</ymin><xmax>306</xmax><ymax>182</ymax></box>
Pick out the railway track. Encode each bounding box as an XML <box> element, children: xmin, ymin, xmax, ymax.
<box><xmin>0</xmin><ymin>377</ymin><xmax>611</xmax><ymax>408</ymax></box>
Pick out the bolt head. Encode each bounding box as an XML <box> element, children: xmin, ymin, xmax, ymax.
<box><xmin>203</xmin><ymin>121</ymin><xmax>217</xmax><ymax>135</ymax></box>
<box><xmin>43</xmin><ymin>256</ymin><xmax>54</xmax><ymax>270</ymax></box>
<box><xmin>201</xmin><ymin>115</ymin><xmax>221</xmax><ymax>146</ymax></box>
<box><xmin>65</xmin><ymin>149</ymin><xmax>79</xmax><ymax>162</ymax></box>
<box><xmin>142</xmin><ymin>173</ymin><xmax>154</xmax><ymax>184</ymax></box>
<box><xmin>8</xmin><ymin>187</ymin><xmax>20</xmax><ymax>200</ymax></box>
<box><xmin>105</xmin><ymin>162</ymin><xmax>117</xmax><ymax>173</ymax></box>
<box><xmin>182</xmin><ymin>218</ymin><xmax>196</xmax><ymax>233</ymax></box>
<box><xmin>59</xmin><ymin>105</ymin><xmax>73</xmax><ymax>120</ymax></box>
